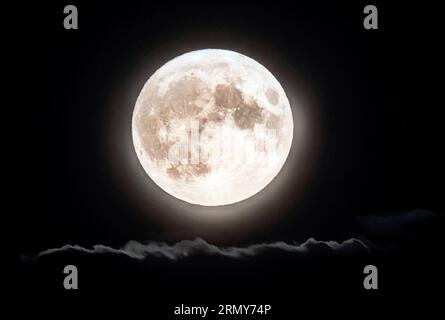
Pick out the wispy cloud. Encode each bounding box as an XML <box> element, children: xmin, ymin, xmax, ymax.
<box><xmin>25</xmin><ymin>210</ymin><xmax>438</xmax><ymax>262</ymax></box>
<box><xmin>29</xmin><ymin>237</ymin><xmax>370</xmax><ymax>262</ymax></box>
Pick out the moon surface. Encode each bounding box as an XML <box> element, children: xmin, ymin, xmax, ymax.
<box><xmin>132</xmin><ymin>49</ymin><xmax>293</xmax><ymax>206</ymax></box>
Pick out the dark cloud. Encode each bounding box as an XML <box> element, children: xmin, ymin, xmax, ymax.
<box><xmin>357</xmin><ymin>209</ymin><xmax>436</xmax><ymax>237</ymax></box>
<box><xmin>28</xmin><ymin>237</ymin><xmax>370</xmax><ymax>262</ymax></box>
<box><xmin>24</xmin><ymin>210</ymin><xmax>438</xmax><ymax>263</ymax></box>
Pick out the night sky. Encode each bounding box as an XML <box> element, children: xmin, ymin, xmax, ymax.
<box><xmin>9</xmin><ymin>0</ymin><xmax>444</xmax><ymax>315</ymax></box>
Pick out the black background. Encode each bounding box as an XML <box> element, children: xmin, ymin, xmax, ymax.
<box><xmin>9</xmin><ymin>0</ymin><xmax>444</xmax><ymax>316</ymax></box>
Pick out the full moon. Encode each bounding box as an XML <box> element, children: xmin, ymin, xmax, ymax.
<box><xmin>132</xmin><ymin>49</ymin><xmax>293</xmax><ymax>206</ymax></box>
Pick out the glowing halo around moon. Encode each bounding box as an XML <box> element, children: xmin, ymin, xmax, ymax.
<box><xmin>132</xmin><ymin>49</ymin><xmax>293</xmax><ymax>206</ymax></box>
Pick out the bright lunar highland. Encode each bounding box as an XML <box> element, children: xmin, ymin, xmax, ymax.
<box><xmin>132</xmin><ymin>49</ymin><xmax>293</xmax><ymax>206</ymax></box>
